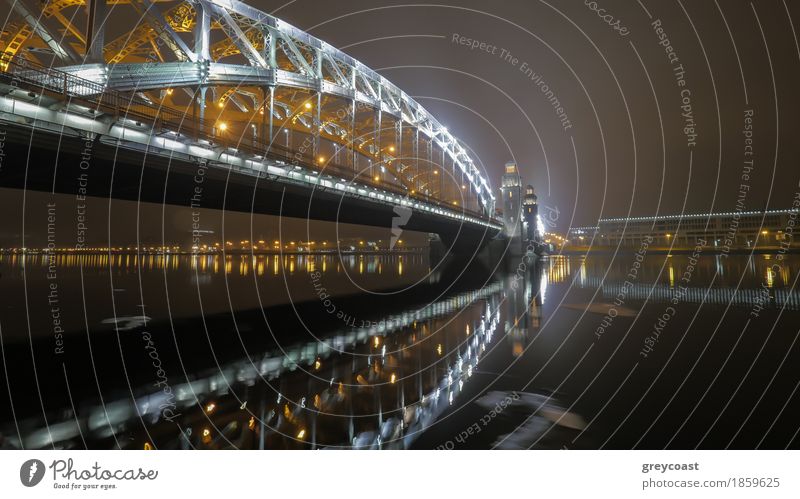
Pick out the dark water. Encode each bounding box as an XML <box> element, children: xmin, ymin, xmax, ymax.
<box><xmin>0</xmin><ymin>251</ymin><xmax>798</xmax><ymax>449</ymax></box>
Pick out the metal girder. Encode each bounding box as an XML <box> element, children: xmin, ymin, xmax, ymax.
<box><xmin>48</xmin><ymin>9</ymin><xmax>86</xmax><ymax>45</ymax></box>
<box><xmin>133</xmin><ymin>0</ymin><xmax>197</xmax><ymax>62</ymax></box>
<box><xmin>85</xmin><ymin>0</ymin><xmax>106</xmax><ymax>62</ymax></box>
<box><xmin>193</xmin><ymin>0</ymin><xmax>210</xmax><ymax>60</ymax></box>
<box><xmin>276</xmin><ymin>34</ymin><xmax>314</xmax><ymax>76</ymax></box>
<box><xmin>218</xmin><ymin>88</ymin><xmax>249</xmax><ymax>111</ymax></box>
<box><xmin>0</xmin><ymin>21</ymin><xmax>33</xmax><ymax>67</ymax></box>
<box><xmin>357</xmin><ymin>72</ymin><xmax>379</xmax><ymax>101</ymax></box>
<box><xmin>203</xmin><ymin>0</ymin><xmax>267</xmax><ymax>68</ymax></box>
<box><xmin>234</xmin><ymin>88</ymin><xmax>259</xmax><ymax>107</ymax></box>
<box><xmin>6</xmin><ymin>0</ymin><xmax>81</xmax><ymax>63</ymax></box>
<box><xmin>227</xmin><ymin>93</ymin><xmax>248</xmax><ymax>112</ymax></box>
<box><xmin>104</xmin><ymin>1</ymin><xmax>194</xmax><ymax>63</ymax></box>
<box><xmin>206</xmin><ymin>0</ymin><xmax>276</xmax><ymax>29</ymax></box>
<box><xmin>321</xmin><ymin>52</ymin><xmax>348</xmax><ymax>87</ymax></box>
<box><xmin>102</xmin><ymin>61</ymin><xmax>205</xmax><ymax>91</ymax></box>
<box><xmin>271</xmin><ymin>99</ymin><xmax>289</xmax><ymax>118</ymax></box>
<box><xmin>381</xmin><ymin>87</ymin><xmax>402</xmax><ymax>116</ymax></box>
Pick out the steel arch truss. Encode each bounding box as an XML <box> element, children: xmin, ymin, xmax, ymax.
<box><xmin>0</xmin><ymin>0</ymin><xmax>495</xmax><ymax>215</ymax></box>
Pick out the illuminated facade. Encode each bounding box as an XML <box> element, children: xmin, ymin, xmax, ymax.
<box><xmin>501</xmin><ymin>162</ymin><xmax>522</xmax><ymax>239</ymax></box>
<box><xmin>522</xmin><ymin>184</ymin><xmax>540</xmax><ymax>243</ymax></box>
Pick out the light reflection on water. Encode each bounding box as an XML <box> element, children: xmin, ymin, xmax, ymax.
<box><xmin>561</xmin><ymin>253</ymin><xmax>798</xmax><ymax>309</ymax></box>
<box><xmin>7</xmin><ymin>279</ymin><xmax>506</xmax><ymax>450</ymax></box>
<box><xmin>1</xmin><ymin>252</ymin><xmax>798</xmax><ymax>449</ymax></box>
<box><xmin>0</xmin><ymin>253</ymin><xmax>431</xmax><ymax>335</ymax></box>
<box><xmin>0</xmin><ymin>252</ymin><xmax>417</xmax><ymax>277</ymax></box>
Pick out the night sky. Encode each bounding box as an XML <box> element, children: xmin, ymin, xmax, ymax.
<box><xmin>266</xmin><ymin>0</ymin><xmax>799</xmax><ymax>227</ymax></box>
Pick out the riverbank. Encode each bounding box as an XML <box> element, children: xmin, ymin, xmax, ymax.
<box><xmin>560</xmin><ymin>245</ymin><xmax>800</xmax><ymax>255</ymax></box>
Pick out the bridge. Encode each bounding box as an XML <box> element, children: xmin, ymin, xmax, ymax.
<box><xmin>0</xmin><ymin>0</ymin><xmax>502</xmax><ymax>249</ymax></box>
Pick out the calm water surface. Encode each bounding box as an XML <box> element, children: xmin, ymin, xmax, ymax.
<box><xmin>0</xmin><ymin>252</ymin><xmax>798</xmax><ymax>449</ymax></box>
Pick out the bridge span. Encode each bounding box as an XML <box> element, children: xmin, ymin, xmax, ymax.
<box><xmin>0</xmin><ymin>0</ymin><xmax>502</xmax><ymax>249</ymax></box>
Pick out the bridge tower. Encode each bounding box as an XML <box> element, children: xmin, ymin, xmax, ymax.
<box><xmin>522</xmin><ymin>184</ymin><xmax>540</xmax><ymax>244</ymax></box>
<box><xmin>501</xmin><ymin>162</ymin><xmax>522</xmax><ymax>239</ymax></box>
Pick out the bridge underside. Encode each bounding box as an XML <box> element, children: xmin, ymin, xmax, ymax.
<box><xmin>0</xmin><ymin>122</ymin><xmax>500</xmax><ymax>252</ymax></box>
<box><xmin>0</xmin><ymin>0</ymin><xmax>502</xmax><ymax>251</ymax></box>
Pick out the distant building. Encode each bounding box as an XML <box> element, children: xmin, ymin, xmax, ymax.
<box><xmin>567</xmin><ymin>209</ymin><xmax>799</xmax><ymax>249</ymax></box>
<box><xmin>500</xmin><ymin>162</ymin><xmax>522</xmax><ymax>239</ymax></box>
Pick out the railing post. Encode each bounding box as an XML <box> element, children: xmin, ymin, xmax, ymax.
<box><xmin>197</xmin><ymin>86</ymin><xmax>206</xmax><ymax>139</ymax></box>
<box><xmin>192</xmin><ymin>87</ymin><xmax>198</xmax><ymax>140</ymax></box>
<box><xmin>267</xmin><ymin>86</ymin><xmax>275</xmax><ymax>156</ymax></box>
<box><xmin>396</xmin><ymin>118</ymin><xmax>402</xmax><ymax>184</ymax></box>
<box><xmin>350</xmin><ymin>97</ymin><xmax>356</xmax><ymax>174</ymax></box>
<box><xmin>414</xmin><ymin>127</ymin><xmax>419</xmax><ymax>193</ymax></box>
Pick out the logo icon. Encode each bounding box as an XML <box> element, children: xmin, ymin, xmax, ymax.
<box><xmin>390</xmin><ymin>202</ymin><xmax>412</xmax><ymax>250</ymax></box>
<box><xmin>20</xmin><ymin>459</ymin><xmax>45</xmax><ymax>487</ymax></box>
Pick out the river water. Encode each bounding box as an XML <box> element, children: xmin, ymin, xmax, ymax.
<box><xmin>0</xmin><ymin>251</ymin><xmax>798</xmax><ymax>449</ymax></box>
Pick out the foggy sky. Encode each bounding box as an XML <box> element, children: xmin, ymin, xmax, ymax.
<box><xmin>271</xmin><ymin>0</ymin><xmax>799</xmax><ymax>227</ymax></box>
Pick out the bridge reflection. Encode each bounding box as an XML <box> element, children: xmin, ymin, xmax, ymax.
<box><xmin>6</xmin><ymin>275</ymin><xmax>505</xmax><ymax>449</ymax></box>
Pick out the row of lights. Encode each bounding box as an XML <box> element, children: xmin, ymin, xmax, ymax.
<box><xmin>204</xmin><ymin>97</ymin><xmax>485</xmax><ymax>209</ymax></box>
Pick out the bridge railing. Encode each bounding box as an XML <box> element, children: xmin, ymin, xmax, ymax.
<box><xmin>0</xmin><ymin>57</ymin><xmax>499</xmax><ymax>224</ymax></box>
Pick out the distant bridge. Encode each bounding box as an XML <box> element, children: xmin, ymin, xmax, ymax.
<box><xmin>0</xmin><ymin>0</ymin><xmax>501</xmax><ymax>248</ymax></box>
